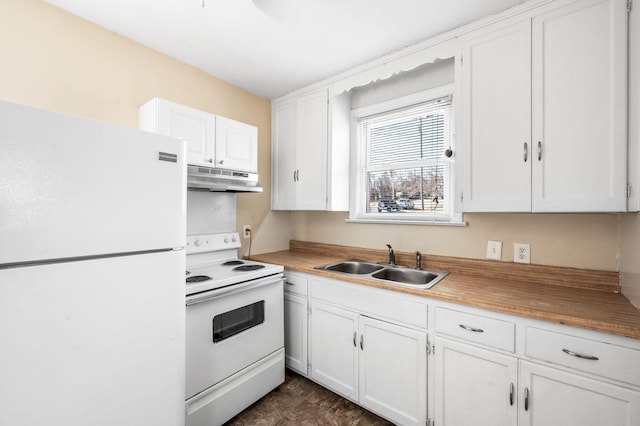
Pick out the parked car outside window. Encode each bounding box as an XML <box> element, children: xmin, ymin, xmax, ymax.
<box><xmin>397</xmin><ymin>198</ymin><xmax>414</xmax><ymax>210</ymax></box>
<box><xmin>377</xmin><ymin>198</ymin><xmax>398</xmax><ymax>212</ymax></box>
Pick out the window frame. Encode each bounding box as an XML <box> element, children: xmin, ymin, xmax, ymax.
<box><xmin>348</xmin><ymin>84</ymin><xmax>463</xmax><ymax>225</ymax></box>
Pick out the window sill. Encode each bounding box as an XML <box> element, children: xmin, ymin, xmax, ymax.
<box><xmin>345</xmin><ymin>216</ymin><xmax>467</xmax><ymax>227</ymax></box>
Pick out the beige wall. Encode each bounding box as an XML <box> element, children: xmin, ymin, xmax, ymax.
<box><xmin>0</xmin><ymin>0</ymin><xmax>271</xmax><ymax>256</ymax></box>
<box><xmin>278</xmin><ymin>211</ymin><xmax>620</xmax><ymax>271</ymax></box>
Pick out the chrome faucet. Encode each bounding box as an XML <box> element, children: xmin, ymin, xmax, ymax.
<box><xmin>415</xmin><ymin>251</ymin><xmax>422</xmax><ymax>270</ymax></box>
<box><xmin>386</xmin><ymin>244</ymin><xmax>395</xmax><ymax>265</ymax></box>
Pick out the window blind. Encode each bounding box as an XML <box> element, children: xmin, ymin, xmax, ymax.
<box><xmin>360</xmin><ymin>95</ymin><xmax>452</xmax><ymax>167</ymax></box>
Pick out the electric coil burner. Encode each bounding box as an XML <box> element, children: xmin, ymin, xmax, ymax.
<box><xmin>186</xmin><ymin>275</ymin><xmax>211</xmax><ymax>283</ymax></box>
<box><xmin>184</xmin><ymin>232</ymin><xmax>285</xmax><ymax>426</ymax></box>
<box><xmin>233</xmin><ymin>264</ymin><xmax>266</xmax><ymax>272</ymax></box>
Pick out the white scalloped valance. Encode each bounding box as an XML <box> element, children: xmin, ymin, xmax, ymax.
<box><xmin>328</xmin><ymin>38</ymin><xmax>457</xmax><ymax>97</ymax></box>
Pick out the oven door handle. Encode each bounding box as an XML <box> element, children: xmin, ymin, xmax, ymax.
<box><xmin>186</xmin><ymin>273</ymin><xmax>284</xmax><ymax>306</ymax></box>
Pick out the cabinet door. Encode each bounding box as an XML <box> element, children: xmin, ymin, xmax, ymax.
<box><xmin>359</xmin><ymin>317</ymin><xmax>427</xmax><ymax>426</ymax></box>
<box><xmin>156</xmin><ymin>99</ymin><xmax>215</xmax><ymax>167</ymax></box>
<box><xmin>520</xmin><ymin>361</ymin><xmax>640</xmax><ymax>426</ymax></box>
<box><xmin>215</xmin><ymin>116</ymin><xmax>258</xmax><ymax>173</ymax></box>
<box><xmin>309</xmin><ymin>301</ymin><xmax>358</xmax><ymax>400</ymax></box>
<box><xmin>531</xmin><ymin>0</ymin><xmax>627</xmax><ymax>212</ymax></box>
<box><xmin>271</xmin><ymin>100</ymin><xmax>297</xmax><ymax>210</ymax></box>
<box><xmin>460</xmin><ymin>19</ymin><xmax>532</xmax><ymax>212</ymax></box>
<box><xmin>296</xmin><ymin>90</ymin><xmax>328</xmax><ymax>210</ymax></box>
<box><xmin>434</xmin><ymin>337</ymin><xmax>517</xmax><ymax>426</ymax></box>
<box><xmin>284</xmin><ymin>293</ymin><xmax>308</xmax><ymax>376</ymax></box>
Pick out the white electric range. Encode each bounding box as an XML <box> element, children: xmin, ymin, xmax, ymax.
<box><xmin>184</xmin><ymin>232</ymin><xmax>285</xmax><ymax>426</ymax></box>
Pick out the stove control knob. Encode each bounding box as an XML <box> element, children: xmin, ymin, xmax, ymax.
<box><xmin>231</xmin><ymin>235</ymin><xmax>237</xmax><ymax>243</ymax></box>
<box><xmin>224</xmin><ymin>236</ymin><xmax>229</xmax><ymax>243</ymax></box>
<box><xmin>194</xmin><ymin>239</ymin><xmax>202</xmax><ymax>247</ymax></box>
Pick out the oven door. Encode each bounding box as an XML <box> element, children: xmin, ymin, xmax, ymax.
<box><xmin>185</xmin><ymin>273</ymin><xmax>284</xmax><ymax>399</ymax></box>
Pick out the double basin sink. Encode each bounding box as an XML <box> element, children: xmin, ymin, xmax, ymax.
<box><xmin>315</xmin><ymin>260</ymin><xmax>448</xmax><ymax>290</ymax></box>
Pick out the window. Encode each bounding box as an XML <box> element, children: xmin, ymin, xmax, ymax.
<box><xmin>350</xmin><ymin>85</ymin><xmax>461</xmax><ymax>223</ymax></box>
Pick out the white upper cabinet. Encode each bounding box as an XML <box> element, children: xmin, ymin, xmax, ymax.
<box><xmin>272</xmin><ymin>90</ymin><xmax>328</xmax><ymax>210</ymax></box>
<box><xmin>460</xmin><ymin>19</ymin><xmax>532</xmax><ymax>211</ymax></box>
<box><xmin>531</xmin><ymin>0</ymin><xmax>627</xmax><ymax>211</ymax></box>
<box><xmin>271</xmin><ymin>89</ymin><xmax>350</xmax><ymax>211</ymax></box>
<box><xmin>139</xmin><ymin>98</ymin><xmax>258</xmax><ymax>173</ymax></box>
<box><xmin>215</xmin><ymin>116</ymin><xmax>258</xmax><ymax>173</ymax></box>
<box><xmin>459</xmin><ymin>0</ymin><xmax>628</xmax><ymax>212</ymax></box>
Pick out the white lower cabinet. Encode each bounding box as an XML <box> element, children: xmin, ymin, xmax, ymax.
<box><xmin>309</xmin><ymin>300</ymin><xmax>428</xmax><ymax>426</ymax></box>
<box><xmin>283</xmin><ymin>272</ymin><xmax>309</xmax><ymax>376</ymax></box>
<box><xmin>281</xmin><ymin>272</ymin><xmax>640</xmax><ymax>426</ymax></box>
<box><xmin>358</xmin><ymin>315</ymin><xmax>428</xmax><ymax>426</ymax></box>
<box><xmin>434</xmin><ymin>307</ymin><xmax>640</xmax><ymax>426</ymax></box>
<box><xmin>283</xmin><ymin>293</ymin><xmax>308</xmax><ymax>375</ymax></box>
<box><xmin>435</xmin><ymin>337</ymin><xmax>518</xmax><ymax>426</ymax></box>
<box><xmin>519</xmin><ymin>361</ymin><xmax>640</xmax><ymax>426</ymax></box>
<box><xmin>309</xmin><ymin>301</ymin><xmax>359</xmax><ymax>400</ymax></box>
<box><xmin>435</xmin><ymin>338</ymin><xmax>640</xmax><ymax>426</ymax></box>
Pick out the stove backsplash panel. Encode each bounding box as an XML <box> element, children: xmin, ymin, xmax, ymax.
<box><xmin>187</xmin><ymin>191</ymin><xmax>236</xmax><ymax>235</ymax></box>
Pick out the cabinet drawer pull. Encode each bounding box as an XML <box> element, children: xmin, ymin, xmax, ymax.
<box><xmin>353</xmin><ymin>332</ymin><xmax>356</xmax><ymax>348</ymax></box>
<box><xmin>524</xmin><ymin>142</ymin><xmax>528</xmax><ymax>162</ymax></box>
<box><xmin>562</xmin><ymin>348</ymin><xmax>599</xmax><ymax>361</ymax></box>
<box><xmin>509</xmin><ymin>382</ymin><xmax>514</xmax><ymax>406</ymax></box>
<box><xmin>284</xmin><ymin>281</ymin><xmax>294</xmax><ymax>286</ymax></box>
<box><xmin>459</xmin><ymin>324</ymin><xmax>484</xmax><ymax>333</ymax></box>
<box><xmin>360</xmin><ymin>334</ymin><xmax>364</xmax><ymax>350</ymax></box>
<box><xmin>524</xmin><ymin>387</ymin><xmax>529</xmax><ymax>411</ymax></box>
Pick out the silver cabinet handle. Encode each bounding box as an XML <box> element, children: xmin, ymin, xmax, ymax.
<box><xmin>293</xmin><ymin>170</ymin><xmax>296</xmax><ymax>182</ymax></box>
<box><xmin>524</xmin><ymin>142</ymin><xmax>528</xmax><ymax>162</ymax></box>
<box><xmin>524</xmin><ymin>387</ymin><xmax>529</xmax><ymax>411</ymax></box>
<box><xmin>353</xmin><ymin>332</ymin><xmax>356</xmax><ymax>347</ymax></box>
<box><xmin>509</xmin><ymin>383</ymin><xmax>514</xmax><ymax>406</ymax></box>
<box><xmin>296</xmin><ymin>169</ymin><xmax>300</xmax><ymax>181</ymax></box>
<box><xmin>537</xmin><ymin>141</ymin><xmax>542</xmax><ymax>161</ymax></box>
<box><xmin>284</xmin><ymin>281</ymin><xmax>294</xmax><ymax>286</ymax></box>
<box><xmin>459</xmin><ymin>324</ymin><xmax>484</xmax><ymax>333</ymax></box>
<box><xmin>360</xmin><ymin>334</ymin><xmax>364</xmax><ymax>350</ymax></box>
<box><xmin>562</xmin><ymin>348</ymin><xmax>599</xmax><ymax>361</ymax></box>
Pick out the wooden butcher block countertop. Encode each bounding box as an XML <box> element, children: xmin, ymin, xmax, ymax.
<box><xmin>249</xmin><ymin>241</ymin><xmax>640</xmax><ymax>340</ymax></box>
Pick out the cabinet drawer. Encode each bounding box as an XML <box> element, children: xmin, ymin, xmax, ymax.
<box><xmin>525</xmin><ymin>327</ymin><xmax>640</xmax><ymax>386</ymax></box>
<box><xmin>435</xmin><ymin>308</ymin><xmax>515</xmax><ymax>352</ymax></box>
<box><xmin>283</xmin><ymin>272</ymin><xmax>308</xmax><ymax>296</ymax></box>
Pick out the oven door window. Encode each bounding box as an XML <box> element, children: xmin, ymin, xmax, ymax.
<box><xmin>212</xmin><ymin>301</ymin><xmax>265</xmax><ymax>343</ymax></box>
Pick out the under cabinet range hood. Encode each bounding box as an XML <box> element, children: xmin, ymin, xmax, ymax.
<box><xmin>187</xmin><ymin>164</ymin><xmax>263</xmax><ymax>192</ymax></box>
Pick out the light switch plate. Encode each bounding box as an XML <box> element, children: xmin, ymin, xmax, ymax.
<box><xmin>486</xmin><ymin>240</ymin><xmax>502</xmax><ymax>260</ymax></box>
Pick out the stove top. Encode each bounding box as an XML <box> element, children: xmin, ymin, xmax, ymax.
<box><xmin>185</xmin><ymin>233</ymin><xmax>283</xmax><ymax>296</ymax></box>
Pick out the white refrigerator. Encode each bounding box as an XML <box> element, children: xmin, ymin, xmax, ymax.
<box><xmin>0</xmin><ymin>101</ymin><xmax>187</xmax><ymax>426</ymax></box>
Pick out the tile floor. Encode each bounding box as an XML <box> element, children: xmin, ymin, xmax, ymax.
<box><xmin>224</xmin><ymin>369</ymin><xmax>395</xmax><ymax>425</ymax></box>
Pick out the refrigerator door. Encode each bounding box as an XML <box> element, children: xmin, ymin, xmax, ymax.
<box><xmin>0</xmin><ymin>250</ymin><xmax>185</xmax><ymax>426</ymax></box>
<box><xmin>0</xmin><ymin>101</ymin><xmax>186</xmax><ymax>265</ymax></box>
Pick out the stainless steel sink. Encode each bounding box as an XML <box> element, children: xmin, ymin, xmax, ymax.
<box><xmin>371</xmin><ymin>268</ymin><xmax>439</xmax><ymax>285</ymax></box>
<box><xmin>315</xmin><ymin>260</ymin><xmax>448</xmax><ymax>289</ymax></box>
<box><xmin>323</xmin><ymin>260</ymin><xmax>384</xmax><ymax>275</ymax></box>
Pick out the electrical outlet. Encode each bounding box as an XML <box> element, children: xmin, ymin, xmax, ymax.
<box><xmin>514</xmin><ymin>243</ymin><xmax>530</xmax><ymax>264</ymax></box>
<box><xmin>486</xmin><ymin>240</ymin><xmax>502</xmax><ymax>260</ymax></box>
<box><xmin>243</xmin><ymin>225</ymin><xmax>251</xmax><ymax>239</ymax></box>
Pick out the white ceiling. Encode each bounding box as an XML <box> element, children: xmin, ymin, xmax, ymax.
<box><xmin>45</xmin><ymin>0</ymin><xmax>525</xmax><ymax>99</ymax></box>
